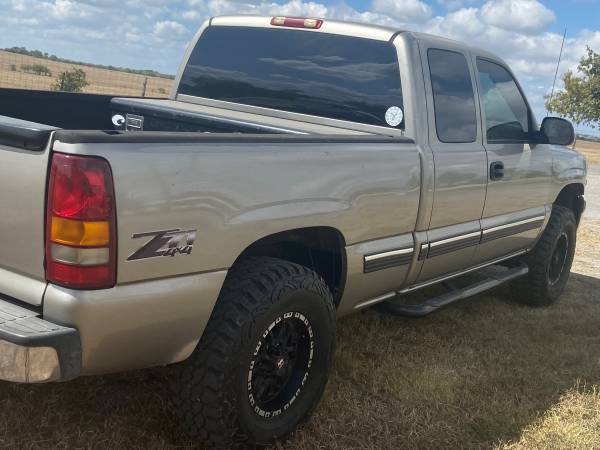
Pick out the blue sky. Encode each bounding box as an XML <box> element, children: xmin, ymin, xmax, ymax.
<box><xmin>0</xmin><ymin>0</ymin><xmax>598</xmax><ymax>134</ymax></box>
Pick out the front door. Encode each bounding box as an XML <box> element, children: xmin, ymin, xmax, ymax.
<box><xmin>416</xmin><ymin>44</ymin><xmax>488</xmax><ymax>283</ymax></box>
<box><xmin>471</xmin><ymin>57</ymin><xmax>553</xmax><ymax>265</ymax></box>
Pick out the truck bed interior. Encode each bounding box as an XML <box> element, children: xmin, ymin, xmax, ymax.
<box><xmin>0</xmin><ymin>89</ymin><xmax>296</xmax><ymax>134</ymax></box>
<box><xmin>0</xmin><ymin>88</ymin><xmax>375</xmax><ymax>135</ymax></box>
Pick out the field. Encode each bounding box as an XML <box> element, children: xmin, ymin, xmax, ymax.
<box><xmin>576</xmin><ymin>138</ymin><xmax>600</xmax><ymax>165</ymax></box>
<box><xmin>0</xmin><ymin>50</ymin><xmax>172</xmax><ymax>97</ymax></box>
<box><xmin>0</xmin><ymin>143</ymin><xmax>599</xmax><ymax>449</ymax></box>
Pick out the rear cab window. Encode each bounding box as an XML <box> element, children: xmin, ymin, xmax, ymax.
<box><xmin>178</xmin><ymin>26</ymin><xmax>404</xmax><ymax>129</ymax></box>
<box><xmin>427</xmin><ymin>48</ymin><xmax>477</xmax><ymax>143</ymax></box>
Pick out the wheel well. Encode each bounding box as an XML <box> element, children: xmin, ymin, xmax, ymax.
<box><xmin>234</xmin><ymin>227</ymin><xmax>346</xmax><ymax>306</ymax></box>
<box><xmin>555</xmin><ymin>183</ymin><xmax>585</xmax><ymax>225</ymax></box>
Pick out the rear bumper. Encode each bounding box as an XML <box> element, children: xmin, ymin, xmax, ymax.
<box><xmin>0</xmin><ymin>295</ymin><xmax>80</xmax><ymax>383</ymax></box>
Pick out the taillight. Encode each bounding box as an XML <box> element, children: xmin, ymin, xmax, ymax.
<box><xmin>270</xmin><ymin>16</ymin><xmax>323</xmax><ymax>29</ymax></box>
<box><xmin>46</xmin><ymin>153</ymin><xmax>116</xmax><ymax>289</ymax></box>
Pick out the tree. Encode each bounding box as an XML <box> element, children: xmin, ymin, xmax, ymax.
<box><xmin>53</xmin><ymin>67</ymin><xmax>88</xmax><ymax>93</ymax></box>
<box><xmin>546</xmin><ymin>46</ymin><xmax>600</xmax><ymax>129</ymax></box>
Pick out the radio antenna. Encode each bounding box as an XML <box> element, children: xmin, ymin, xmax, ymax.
<box><xmin>548</xmin><ymin>27</ymin><xmax>567</xmax><ymax>114</ymax></box>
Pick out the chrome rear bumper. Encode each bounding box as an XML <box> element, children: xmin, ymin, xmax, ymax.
<box><xmin>0</xmin><ymin>295</ymin><xmax>80</xmax><ymax>383</ymax></box>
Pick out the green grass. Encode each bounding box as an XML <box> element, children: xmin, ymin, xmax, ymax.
<box><xmin>1</xmin><ymin>220</ymin><xmax>599</xmax><ymax>449</ymax></box>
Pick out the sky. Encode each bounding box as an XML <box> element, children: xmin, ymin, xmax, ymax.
<box><xmin>0</xmin><ymin>0</ymin><xmax>598</xmax><ymax>134</ymax></box>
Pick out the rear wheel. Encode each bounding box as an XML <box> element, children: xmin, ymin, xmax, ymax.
<box><xmin>174</xmin><ymin>257</ymin><xmax>336</xmax><ymax>449</ymax></box>
<box><xmin>511</xmin><ymin>205</ymin><xmax>576</xmax><ymax>306</ymax></box>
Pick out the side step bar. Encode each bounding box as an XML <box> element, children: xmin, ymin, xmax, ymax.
<box><xmin>378</xmin><ymin>263</ymin><xmax>528</xmax><ymax>317</ymax></box>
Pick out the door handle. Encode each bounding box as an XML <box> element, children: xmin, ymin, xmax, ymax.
<box><xmin>490</xmin><ymin>161</ymin><xmax>504</xmax><ymax>180</ymax></box>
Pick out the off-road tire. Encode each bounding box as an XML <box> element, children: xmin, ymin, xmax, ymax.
<box><xmin>511</xmin><ymin>205</ymin><xmax>576</xmax><ymax>306</ymax></box>
<box><xmin>174</xmin><ymin>257</ymin><xmax>336</xmax><ymax>449</ymax></box>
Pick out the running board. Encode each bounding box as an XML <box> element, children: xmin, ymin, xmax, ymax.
<box><xmin>379</xmin><ymin>264</ymin><xmax>529</xmax><ymax>317</ymax></box>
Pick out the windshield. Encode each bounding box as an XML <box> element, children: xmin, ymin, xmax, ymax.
<box><xmin>178</xmin><ymin>26</ymin><xmax>404</xmax><ymax>129</ymax></box>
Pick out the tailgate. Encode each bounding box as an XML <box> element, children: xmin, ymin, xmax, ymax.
<box><xmin>0</xmin><ymin>116</ymin><xmax>56</xmax><ymax>306</ymax></box>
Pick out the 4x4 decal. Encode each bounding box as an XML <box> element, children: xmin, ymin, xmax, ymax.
<box><xmin>127</xmin><ymin>229</ymin><xmax>197</xmax><ymax>261</ymax></box>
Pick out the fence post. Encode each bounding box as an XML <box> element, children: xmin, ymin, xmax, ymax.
<box><xmin>142</xmin><ymin>77</ymin><xmax>148</xmax><ymax>97</ymax></box>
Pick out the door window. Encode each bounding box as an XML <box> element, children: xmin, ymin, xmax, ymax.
<box><xmin>476</xmin><ymin>59</ymin><xmax>530</xmax><ymax>143</ymax></box>
<box><xmin>428</xmin><ymin>49</ymin><xmax>477</xmax><ymax>143</ymax></box>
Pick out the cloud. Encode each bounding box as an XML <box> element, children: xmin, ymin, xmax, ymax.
<box><xmin>436</xmin><ymin>0</ymin><xmax>478</xmax><ymax>11</ymax></box>
<box><xmin>371</xmin><ymin>0</ymin><xmax>433</xmax><ymax>23</ymax></box>
<box><xmin>480</xmin><ymin>0</ymin><xmax>555</xmax><ymax>34</ymax></box>
<box><xmin>153</xmin><ymin>20</ymin><xmax>188</xmax><ymax>36</ymax></box>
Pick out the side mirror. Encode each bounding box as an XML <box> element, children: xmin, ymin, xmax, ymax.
<box><xmin>540</xmin><ymin>117</ymin><xmax>575</xmax><ymax>146</ymax></box>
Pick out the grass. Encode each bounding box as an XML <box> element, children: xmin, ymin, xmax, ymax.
<box><xmin>500</xmin><ymin>386</ymin><xmax>600</xmax><ymax>450</ymax></box>
<box><xmin>575</xmin><ymin>139</ymin><xmax>600</xmax><ymax>165</ymax></box>
<box><xmin>1</xmin><ymin>231</ymin><xmax>599</xmax><ymax>448</ymax></box>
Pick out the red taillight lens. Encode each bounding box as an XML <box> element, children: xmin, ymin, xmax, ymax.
<box><xmin>46</xmin><ymin>153</ymin><xmax>117</xmax><ymax>289</ymax></box>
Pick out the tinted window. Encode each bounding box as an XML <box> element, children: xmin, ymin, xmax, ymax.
<box><xmin>428</xmin><ymin>49</ymin><xmax>477</xmax><ymax>143</ymax></box>
<box><xmin>477</xmin><ymin>59</ymin><xmax>530</xmax><ymax>142</ymax></box>
<box><xmin>179</xmin><ymin>26</ymin><xmax>403</xmax><ymax>128</ymax></box>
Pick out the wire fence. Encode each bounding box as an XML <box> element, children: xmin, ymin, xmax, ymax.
<box><xmin>0</xmin><ymin>50</ymin><xmax>173</xmax><ymax>97</ymax></box>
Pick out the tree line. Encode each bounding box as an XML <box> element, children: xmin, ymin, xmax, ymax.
<box><xmin>4</xmin><ymin>46</ymin><xmax>174</xmax><ymax>79</ymax></box>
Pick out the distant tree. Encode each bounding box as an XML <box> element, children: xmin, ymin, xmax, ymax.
<box><xmin>33</xmin><ymin>64</ymin><xmax>52</xmax><ymax>76</ymax></box>
<box><xmin>10</xmin><ymin>64</ymin><xmax>16</xmax><ymax>71</ymax></box>
<box><xmin>21</xmin><ymin>63</ymin><xmax>52</xmax><ymax>76</ymax></box>
<box><xmin>157</xmin><ymin>87</ymin><xmax>167</xmax><ymax>94</ymax></box>
<box><xmin>53</xmin><ymin>67</ymin><xmax>88</xmax><ymax>93</ymax></box>
<box><xmin>546</xmin><ymin>46</ymin><xmax>600</xmax><ymax>129</ymax></box>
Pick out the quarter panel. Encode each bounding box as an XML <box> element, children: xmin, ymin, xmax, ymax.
<box><xmin>52</xmin><ymin>140</ymin><xmax>421</xmax><ymax>284</ymax></box>
<box><xmin>43</xmin><ymin>270</ymin><xmax>227</xmax><ymax>374</ymax></box>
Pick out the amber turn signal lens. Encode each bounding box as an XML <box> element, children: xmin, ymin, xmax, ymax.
<box><xmin>50</xmin><ymin>217</ymin><xmax>110</xmax><ymax>247</ymax></box>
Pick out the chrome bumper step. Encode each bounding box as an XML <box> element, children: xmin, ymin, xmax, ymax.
<box><xmin>0</xmin><ymin>295</ymin><xmax>80</xmax><ymax>382</ymax></box>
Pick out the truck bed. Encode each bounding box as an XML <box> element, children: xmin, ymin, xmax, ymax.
<box><xmin>0</xmin><ymin>88</ymin><xmax>418</xmax><ymax>308</ymax></box>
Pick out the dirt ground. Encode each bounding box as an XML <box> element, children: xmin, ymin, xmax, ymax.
<box><xmin>0</xmin><ymin>141</ymin><xmax>598</xmax><ymax>449</ymax></box>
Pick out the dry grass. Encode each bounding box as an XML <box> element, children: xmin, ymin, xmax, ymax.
<box><xmin>499</xmin><ymin>386</ymin><xmax>600</xmax><ymax>450</ymax></box>
<box><xmin>0</xmin><ymin>218</ymin><xmax>598</xmax><ymax>449</ymax></box>
<box><xmin>0</xmin><ymin>50</ymin><xmax>172</xmax><ymax>97</ymax></box>
<box><xmin>575</xmin><ymin>139</ymin><xmax>600</xmax><ymax>165</ymax></box>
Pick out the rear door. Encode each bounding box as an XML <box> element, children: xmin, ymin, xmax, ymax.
<box><xmin>415</xmin><ymin>44</ymin><xmax>488</xmax><ymax>283</ymax></box>
<box><xmin>471</xmin><ymin>57</ymin><xmax>552</xmax><ymax>265</ymax></box>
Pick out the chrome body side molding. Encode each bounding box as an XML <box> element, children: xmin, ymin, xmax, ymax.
<box><xmin>363</xmin><ymin>247</ymin><xmax>414</xmax><ymax>273</ymax></box>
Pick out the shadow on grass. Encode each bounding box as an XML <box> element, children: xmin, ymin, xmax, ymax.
<box><xmin>1</xmin><ymin>272</ymin><xmax>599</xmax><ymax>449</ymax></box>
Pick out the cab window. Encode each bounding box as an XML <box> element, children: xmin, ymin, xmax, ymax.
<box><xmin>428</xmin><ymin>48</ymin><xmax>477</xmax><ymax>143</ymax></box>
<box><xmin>179</xmin><ymin>26</ymin><xmax>404</xmax><ymax>128</ymax></box>
<box><xmin>476</xmin><ymin>58</ymin><xmax>530</xmax><ymax>143</ymax></box>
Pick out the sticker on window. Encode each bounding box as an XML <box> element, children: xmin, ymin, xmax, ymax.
<box><xmin>385</xmin><ymin>106</ymin><xmax>404</xmax><ymax>127</ymax></box>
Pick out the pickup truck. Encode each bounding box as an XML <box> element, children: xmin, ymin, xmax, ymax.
<box><xmin>0</xmin><ymin>15</ymin><xmax>587</xmax><ymax>448</ymax></box>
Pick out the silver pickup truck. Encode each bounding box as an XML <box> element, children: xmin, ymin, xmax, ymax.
<box><xmin>0</xmin><ymin>15</ymin><xmax>587</xmax><ymax>448</ymax></box>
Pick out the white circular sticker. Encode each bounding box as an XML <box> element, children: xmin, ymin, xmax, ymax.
<box><xmin>111</xmin><ymin>114</ymin><xmax>125</xmax><ymax>127</ymax></box>
<box><xmin>385</xmin><ymin>106</ymin><xmax>404</xmax><ymax>127</ymax></box>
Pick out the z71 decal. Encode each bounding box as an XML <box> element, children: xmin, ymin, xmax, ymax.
<box><xmin>127</xmin><ymin>229</ymin><xmax>197</xmax><ymax>261</ymax></box>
